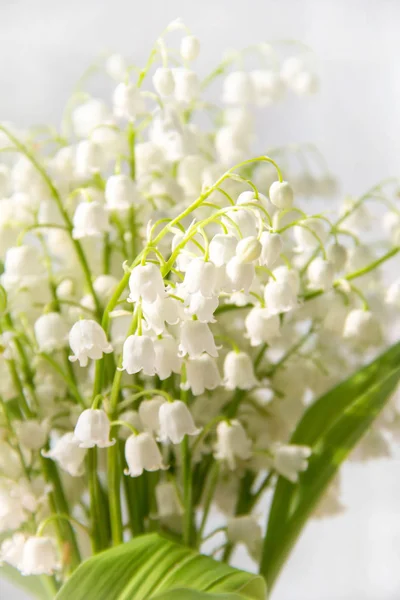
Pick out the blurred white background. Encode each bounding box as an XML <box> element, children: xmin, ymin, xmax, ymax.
<box><xmin>1</xmin><ymin>0</ymin><xmax>400</xmax><ymax>598</ymax></box>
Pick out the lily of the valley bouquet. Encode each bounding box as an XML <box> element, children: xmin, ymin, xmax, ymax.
<box><xmin>1</xmin><ymin>19</ymin><xmax>400</xmax><ymax>600</ymax></box>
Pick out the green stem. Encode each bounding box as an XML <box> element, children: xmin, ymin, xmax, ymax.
<box><xmin>180</xmin><ymin>366</ymin><xmax>195</xmax><ymax>547</ymax></box>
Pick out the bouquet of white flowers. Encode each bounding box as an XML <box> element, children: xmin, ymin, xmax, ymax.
<box><xmin>0</xmin><ymin>19</ymin><xmax>400</xmax><ymax>600</ymax></box>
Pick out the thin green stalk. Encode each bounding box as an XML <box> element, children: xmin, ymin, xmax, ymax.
<box><xmin>197</xmin><ymin>462</ymin><xmax>220</xmax><ymax>545</ymax></box>
<box><xmin>180</xmin><ymin>366</ymin><xmax>195</xmax><ymax>547</ymax></box>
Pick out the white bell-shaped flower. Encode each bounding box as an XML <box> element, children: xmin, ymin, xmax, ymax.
<box><xmin>236</xmin><ymin>236</ymin><xmax>262</xmax><ymax>264</ymax></box>
<box><xmin>172</xmin><ymin>68</ymin><xmax>199</xmax><ymax>104</ymax></box>
<box><xmin>214</xmin><ymin>420</ymin><xmax>252</xmax><ymax>469</ymax></box>
<box><xmin>72</xmin><ymin>99</ymin><xmax>110</xmax><ymax>138</ymax></box>
<box><xmin>184</xmin><ymin>292</ymin><xmax>219</xmax><ymax>323</ymax></box>
<box><xmin>42</xmin><ymin>433</ymin><xmax>87</xmax><ymax>477</ymax></box>
<box><xmin>128</xmin><ymin>264</ymin><xmax>165</xmax><ymax>304</ymax></box>
<box><xmin>113</xmin><ymin>82</ymin><xmax>146</xmax><ymax>120</ymax></box>
<box><xmin>20</xmin><ymin>536</ymin><xmax>59</xmax><ymax>576</ymax></box>
<box><xmin>0</xmin><ymin>164</ymin><xmax>11</xmax><ymax>197</ymax></box>
<box><xmin>0</xmin><ymin>533</ymin><xmax>26</xmax><ymax>569</ymax></box>
<box><xmin>177</xmin><ymin>154</ymin><xmax>208</xmax><ymax>196</ymax></box>
<box><xmin>142</xmin><ymin>295</ymin><xmax>181</xmax><ymax>334</ymax></box>
<box><xmin>185</xmin><ymin>354</ymin><xmax>222</xmax><ymax>396</ymax></box>
<box><xmin>259</xmin><ymin>232</ymin><xmax>283</xmax><ymax>267</ymax></box>
<box><xmin>154</xmin><ymin>337</ymin><xmax>182</xmax><ymax>380</ymax></box>
<box><xmin>69</xmin><ymin>320</ymin><xmax>113</xmax><ymax>367</ymax></box>
<box><xmin>293</xmin><ymin>218</ymin><xmax>327</xmax><ymax>251</ymax></box>
<box><xmin>158</xmin><ymin>400</ymin><xmax>201</xmax><ymax>444</ymax></box>
<box><xmin>250</xmin><ymin>70</ymin><xmax>285</xmax><ymax>106</ymax></box>
<box><xmin>222</xmin><ymin>209</ymin><xmax>258</xmax><ymax>239</ymax></box>
<box><xmin>182</xmin><ymin>258</ymin><xmax>219</xmax><ymax>298</ymax></box>
<box><xmin>236</xmin><ymin>190</ymin><xmax>275</xmax><ymax>215</ymax></box>
<box><xmin>34</xmin><ymin>312</ymin><xmax>69</xmax><ymax>352</ymax></box>
<box><xmin>124</xmin><ymin>432</ymin><xmax>167</xmax><ymax>477</ymax></box>
<box><xmin>227</xmin><ymin>515</ymin><xmax>262</xmax><ymax>554</ymax></box>
<box><xmin>179</xmin><ymin>320</ymin><xmax>218</xmax><ymax>358</ymax></box>
<box><xmin>121</xmin><ymin>335</ymin><xmax>156</xmax><ymax>376</ymax></box>
<box><xmin>72</xmin><ymin>201</ymin><xmax>109</xmax><ymax>239</ymax></box>
<box><xmin>291</xmin><ymin>71</ymin><xmax>319</xmax><ymax>96</ymax></box>
<box><xmin>307</xmin><ymin>258</ymin><xmax>335</xmax><ymax>290</ymax></box>
<box><xmin>327</xmin><ymin>242</ymin><xmax>347</xmax><ymax>272</ymax></box>
<box><xmin>273</xmin><ymin>265</ymin><xmax>300</xmax><ymax>294</ymax></box>
<box><xmin>1</xmin><ymin>246</ymin><xmax>46</xmax><ymax>290</ymax></box>
<box><xmin>74</xmin><ymin>408</ymin><xmax>114</xmax><ymax>449</ymax></box>
<box><xmin>226</xmin><ymin>257</ymin><xmax>255</xmax><ymax>292</ymax></box>
<box><xmin>105</xmin><ymin>174</ymin><xmax>138</xmax><ymax>212</ymax></box>
<box><xmin>222</xmin><ymin>71</ymin><xmax>255</xmax><ymax>104</ymax></box>
<box><xmin>386</xmin><ymin>279</ymin><xmax>400</xmax><ymax>306</ymax></box>
<box><xmin>75</xmin><ymin>140</ymin><xmax>106</xmax><ymax>177</ymax></box>
<box><xmin>224</xmin><ymin>351</ymin><xmax>258</xmax><ymax>390</ymax></box>
<box><xmin>343</xmin><ymin>309</ymin><xmax>382</xmax><ymax>345</ymax></box>
<box><xmin>138</xmin><ymin>396</ymin><xmax>166</xmax><ymax>435</ymax></box>
<box><xmin>272</xmin><ymin>444</ymin><xmax>312</xmax><ymax>482</ymax></box>
<box><xmin>105</xmin><ymin>53</ymin><xmax>127</xmax><ymax>80</ymax></box>
<box><xmin>14</xmin><ymin>420</ymin><xmax>49</xmax><ymax>451</ymax></box>
<box><xmin>153</xmin><ymin>67</ymin><xmax>175</xmax><ymax>96</ymax></box>
<box><xmin>245</xmin><ymin>307</ymin><xmax>281</xmax><ymax>346</ymax></box>
<box><xmin>155</xmin><ymin>482</ymin><xmax>183</xmax><ymax>517</ymax></box>
<box><xmin>135</xmin><ymin>142</ymin><xmax>166</xmax><ymax>179</ymax></box>
<box><xmin>180</xmin><ymin>35</ymin><xmax>200</xmax><ymax>61</ymax></box>
<box><xmin>269</xmin><ymin>181</ymin><xmax>294</xmax><ymax>210</ymax></box>
<box><xmin>209</xmin><ymin>234</ymin><xmax>238</xmax><ymax>266</ymax></box>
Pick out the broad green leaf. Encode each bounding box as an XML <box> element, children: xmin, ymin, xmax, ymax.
<box><xmin>56</xmin><ymin>533</ymin><xmax>266</xmax><ymax>600</ymax></box>
<box><xmin>260</xmin><ymin>341</ymin><xmax>400</xmax><ymax>591</ymax></box>
<box><xmin>152</xmin><ymin>590</ymin><xmax>249</xmax><ymax>599</ymax></box>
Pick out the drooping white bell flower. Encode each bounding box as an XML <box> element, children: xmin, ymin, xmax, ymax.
<box><xmin>14</xmin><ymin>419</ymin><xmax>49</xmax><ymax>451</ymax></box>
<box><xmin>307</xmin><ymin>258</ymin><xmax>335</xmax><ymax>290</ymax></box>
<box><xmin>0</xmin><ymin>164</ymin><xmax>11</xmax><ymax>197</ymax></box>
<box><xmin>264</xmin><ymin>280</ymin><xmax>298</xmax><ymax>315</ymax></box>
<box><xmin>259</xmin><ymin>232</ymin><xmax>283</xmax><ymax>267</ymax></box>
<box><xmin>245</xmin><ymin>307</ymin><xmax>281</xmax><ymax>346</ymax></box>
<box><xmin>184</xmin><ymin>292</ymin><xmax>219</xmax><ymax>323</ymax></box>
<box><xmin>135</xmin><ymin>142</ymin><xmax>166</xmax><ymax>180</ymax></box>
<box><xmin>75</xmin><ymin>140</ymin><xmax>106</xmax><ymax>177</ymax></box>
<box><xmin>269</xmin><ymin>180</ymin><xmax>294</xmax><ymax>210</ymax></box>
<box><xmin>236</xmin><ymin>190</ymin><xmax>276</xmax><ymax>215</ymax></box>
<box><xmin>180</xmin><ymin>35</ymin><xmax>200</xmax><ymax>61</ymax></box>
<box><xmin>155</xmin><ymin>482</ymin><xmax>183</xmax><ymax>517</ymax></box>
<box><xmin>72</xmin><ymin>201</ymin><xmax>109</xmax><ymax>239</ymax></box>
<box><xmin>182</xmin><ymin>258</ymin><xmax>219</xmax><ymax>298</ymax></box>
<box><xmin>293</xmin><ymin>218</ymin><xmax>327</xmax><ymax>251</ymax></box>
<box><xmin>142</xmin><ymin>295</ymin><xmax>181</xmax><ymax>334</ymax></box>
<box><xmin>42</xmin><ymin>433</ymin><xmax>87</xmax><ymax>477</ymax></box>
<box><xmin>273</xmin><ymin>265</ymin><xmax>300</xmax><ymax>295</ymax></box>
<box><xmin>226</xmin><ymin>257</ymin><xmax>255</xmax><ymax>293</ymax></box>
<box><xmin>73</xmin><ymin>408</ymin><xmax>115</xmax><ymax>448</ymax></box>
<box><xmin>121</xmin><ymin>335</ymin><xmax>156</xmax><ymax>376</ymax></box>
<box><xmin>271</xmin><ymin>444</ymin><xmax>312</xmax><ymax>482</ymax></box>
<box><xmin>227</xmin><ymin>515</ymin><xmax>262</xmax><ymax>556</ymax></box>
<box><xmin>291</xmin><ymin>71</ymin><xmax>319</xmax><ymax>96</ymax></box>
<box><xmin>34</xmin><ymin>312</ymin><xmax>69</xmax><ymax>352</ymax></box>
<box><xmin>327</xmin><ymin>242</ymin><xmax>347</xmax><ymax>272</ymax></box>
<box><xmin>185</xmin><ymin>354</ymin><xmax>222</xmax><ymax>396</ymax></box>
<box><xmin>224</xmin><ymin>351</ymin><xmax>258</xmax><ymax>390</ymax></box>
<box><xmin>222</xmin><ymin>71</ymin><xmax>255</xmax><ymax>104</ymax></box>
<box><xmin>250</xmin><ymin>70</ymin><xmax>285</xmax><ymax>106</ymax></box>
<box><xmin>124</xmin><ymin>432</ymin><xmax>167</xmax><ymax>477</ymax></box>
<box><xmin>209</xmin><ymin>234</ymin><xmax>238</xmax><ymax>267</ymax></box>
<box><xmin>0</xmin><ymin>533</ymin><xmax>26</xmax><ymax>569</ymax></box>
<box><xmin>128</xmin><ymin>264</ymin><xmax>165</xmax><ymax>304</ymax></box>
<box><xmin>222</xmin><ymin>209</ymin><xmax>258</xmax><ymax>239</ymax></box>
<box><xmin>69</xmin><ymin>320</ymin><xmax>113</xmax><ymax>367</ymax></box>
<box><xmin>113</xmin><ymin>82</ymin><xmax>146</xmax><ymax>120</ymax></box>
<box><xmin>105</xmin><ymin>174</ymin><xmax>138</xmax><ymax>212</ymax></box>
<box><xmin>214</xmin><ymin>420</ymin><xmax>252</xmax><ymax>469</ymax></box>
<box><xmin>153</xmin><ymin>67</ymin><xmax>175</xmax><ymax>96</ymax></box>
<box><xmin>138</xmin><ymin>396</ymin><xmax>166</xmax><ymax>435</ymax></box>
<box><xmin>236</xmin><ymin>236</ymin><xmax>262</xmax><ymax>264</ymax></box>
<box><xmin>386</xmin><ymin>279</ymin><xmax>400</xmax><ymax>306</ymax></box>
<box><xmin>154</xmin><ymin>337</ymin><xmax>182</xmax><ymax>380</ymax></box>
<box><xmin>158</xmin><ymin>400</ymin><xmax>201</xmax><ymax>444</ymax></box>
<box><xmin>343</xmin><ymin>309</ymin><xmax>382</xmax><ymax>345</ymax></box>
<box><xmin>172</xmin><ymin>68</ymin><xmax>200</xmax><ymax>104</ymax></box>
<box><xmin>215</xmin><ymin>126</ymin><xmax>248</xmax><ymax>165</ymax></box>
<box><xmin>72</xmin><ymin>99</ymin><xmax>110</xmax><ymax>138</ymax></box>
<box><xmin>20</xmin><ymin>536</ymin><xmax>59</xmax><ymax>576</ymax></box>
<box><xmin>1</xmin><ymin>246</ymin><xmax>46</xmax><ymax>290</ymax></box>
<box><xmin>179</xmin><ymin>320</ymin><xmax>218</xmax><ymax>358</ymax></box>
<box><xmin>280</xmin><ymin>56</ymin><xmax>305</xmax><ymax>84</ymax></box>
<box><xmin>105</xmin><ymin>53</ymin><xmax>127</xmax><ymax>80</ymax></box>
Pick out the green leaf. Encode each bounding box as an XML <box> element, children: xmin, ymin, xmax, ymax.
<box><xmin>260</xmin><ymin>341</ymin><xmax>400</xmax><ymax>591</ymax></box>
<box><xmin>151</xmin><ymin>590</ymin><xmax>248</xmax><ymax>600</ymax></box>
<box><xmin>56</xmin><ymin>533</ymin><xmax>266</xmax><ymax>600</ymax></box>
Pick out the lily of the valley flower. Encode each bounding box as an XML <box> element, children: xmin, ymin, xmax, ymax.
<box><xmin>73</xmin><ymin>409</ymin><xmax>115</xmax><ymax>448</ymax></box>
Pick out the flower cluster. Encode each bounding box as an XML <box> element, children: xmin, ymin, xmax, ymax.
<box><xmin>0</xmin><ymin>20</ymin><xmax>399</xmax><ymax>581</ymax></box>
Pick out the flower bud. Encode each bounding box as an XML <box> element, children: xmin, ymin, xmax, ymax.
<box><xmin>69</xmin><ymin>320</ymin><xmax>113</xmax><ymax>367</ymax></box>
<box><xmin>259</xmin><ymin>232</ymin><xmax>283</xmax><ymax>267</ymax></box>
<box><xmin>21</xmin><ymin>537</ymin><xmax>59</xmax><ymax>576</ymax></box>
<box><xmin>180</xmin><ymin>35</ymin><xmax>200</xmax><ymax>61</ymax></box>
<box><xmin>128</xmin><ymin>264</ymin><xmax>165</xmax><ymax>304</ymax></box>
<box><xmin>269</xmin><ymin>181</ymin><xmax>294</xmax><ymax>210</ymax></box>
<box><xmin>307</xmin><ymin>258</ymin><xmax>335</xmax><ymax>290</ymax></box>
<box><xmin>34</xmin><ymin>312</ymin><xmax>69</xmax><ymax>352</ymax></box>
<box><xmin>113</xmin><ymin>82</ymin><xmax>146</xmax><ymax>120</ymax></box>
<box><xmin>235</xmin><ymin>236</ymin><xmax>262</xmax><ymax>264</ymax></box>
<box><xmin>121</xmin><ymin>335</ymin><xmax>156</xmax><ymax>376</ymax></box>
<box><xmin>245</xmin><ymin>307</ymin><xmax>280</xmax><ymax>346</ymax></box>
<box><xmin>124</xmin><ymin>432</ymin><xmax>167</xmax><ymax>477</ymax></box>
<box><xmin>152</xmin><ymin>67</ymin><xmax>175</xmax><ymax>96</ymax></box>
<box><xmin>42</xmin><ymin>433</ymin><xmax>86</xmax><ymax>477</ymax></box>
<box><xmin>327</xmin><ymin>242</ymin><xmax>347</xmax><ymax>271</ymax></box>
<box><xmin>223</xmin><ymin>351</ymin><xmax>258</xmax><ymax>390</ymax></box>
<box><xmin>158</xmin><ymin>400</ymin><xmax>201</xmax><ymax>444</ymax></box>
<box><xmin>272</xmin><ymin>444</ymin><xmax>312</xmax><ymax>482</ymax></box>
<box><xmin>214</xmin><ymin>420</ymin><xmax>252</xmax><ymax>469</ymax></box>
<box><xmin>74</xmin><ymin>409</ymin><xmax>115</xmax><ymax>449</ymax></box>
